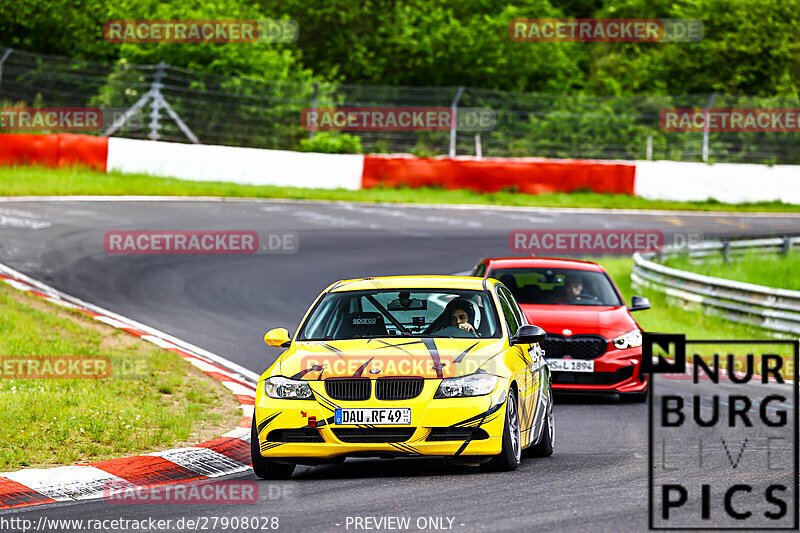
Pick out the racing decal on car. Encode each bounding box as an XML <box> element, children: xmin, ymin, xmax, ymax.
<box><xmin>387</xmin><ymin>442</ymin><xmax>422</xmax><ymax>455</ymax></box>
<box><xmin>290</xmin><ymin>364</ymin><xmax>325</xmax><ymax>380</ymax></box>
<box><xmin>449</xmin><ymin>401</ymin><xmax>506</xmax><ymax>429</ymax></box>
<box><xmin>256</xmin><ymin>411</ymin><xmax>282</xmax><ymax>435</ymax></box>
<box><xmin>369</xmin><ymin>338</ymin><xmax>424</xmax><ymax>355</ymax></box>
<box><xmin>352</xmin><ymin>357</ymin><xmax>374</xmax><ymax>377</ymax></box>
<box><xmin>260</xmin><ymin>441</ymin><xmax>286</xmax><ymax>452</ymax></box>
<box><xmin>453</xmin><ymin>341</ymin><xmax>481</xmax><ymax>363</ymax></box>
<box><xmin>320</xmin><ymin>342</ymin><xmax>346</xmax><ymax>360</ymax></box>
<box><xmin>421</xmin><ymin>337</ymin><xmax>444</xmax><ymax>378</ymax></box>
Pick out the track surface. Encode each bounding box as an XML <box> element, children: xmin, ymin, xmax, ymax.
<box><xmin>0</xmin><ymin>199</ymin><xmax>798</xmax><ymax>532</ymax></box>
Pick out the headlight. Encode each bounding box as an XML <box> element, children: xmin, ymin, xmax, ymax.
<box><xmin>264</xmin><ymin>376</ymin><xmax>314</xmax><ymax>399</ymax></box>
<box><xmin>613</xmin><ymin>329</ymin><xmax>643</xmax><ymax>350</ymax></box>
<box><xmin>434</xmin><ymin>373</ymin><xmax>498</xmax><ymax>398</ymax></box>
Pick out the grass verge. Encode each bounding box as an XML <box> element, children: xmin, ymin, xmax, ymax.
<box><xmin>662</xmin><ymin>250</ymin><xmax>800</xmax><ymax>291</ymax></box>
<box><xmin>2</xmin><ymin>165</ymin><xmax>800</xmax><ymax>213</ymax></box>
<box><xmin>0</xmin><ymin>282</ymin><xmax>241</xmax><ymax>470</ymax></box>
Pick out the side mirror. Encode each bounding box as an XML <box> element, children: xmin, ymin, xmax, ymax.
<box><xmin>629</xmin><ymin>295</ymin><xmax>651</xmax><ymax>312</ymax></box>
<box><xmin>510</xmin><ymin>324</ymin><xmax>547</xmax><ymax>345</ymax></box>
<box><xmin>264</xmin><ymin>328</ymin><xmax>292</xmax><ymax>348</ymax></box>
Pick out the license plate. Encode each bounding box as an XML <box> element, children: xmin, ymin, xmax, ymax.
<box><xmin>334</xmin><ymin>408</ymin><xmax>411</xmax><ymax>425</ymax></box>
<box><xmin>547</xmin><ymin>359</ymin><xmax>594</xmax><ymax>373</ymax></box>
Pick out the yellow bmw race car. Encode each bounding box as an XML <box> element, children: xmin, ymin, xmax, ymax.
<box><xmin>251</xmin><ymin>276</ymin><xmax>554</xmax><ymax>478</ymax></box>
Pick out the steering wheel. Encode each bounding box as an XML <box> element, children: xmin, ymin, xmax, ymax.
<box><xmin>435</xmin><ymin>325</ymin><xmax>479</xmax><ymax>338</ymax></box>
<box><xmin>572</xmin><ymin>293</ymin><xmax>598</xmax><ymax>302</ymax></box>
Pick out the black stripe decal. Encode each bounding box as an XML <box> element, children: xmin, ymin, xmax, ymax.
<box><xmin>257</xmin><ymin>411</ymin><xmax>281</xmax><ymax>434</ymax></box>
<box><xmin>421</xmin><ymin>337</ymin><xmax>444</xmax><ymax>378</ymax></box>
<box><xmin>453</xmin><ymin>341</ymin><xmax>480</xmax><ymax>363</ymax></box>
<box><xmin>353</xmin><ymin>358</ymin><xmax>374</xmax><ymax>377</ymax></box>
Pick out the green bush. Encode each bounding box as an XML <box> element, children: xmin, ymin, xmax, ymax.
<box><xmin>298</xmin><ymin>133</ymin><xmax>363</xmax><ymax>154</ymax></box>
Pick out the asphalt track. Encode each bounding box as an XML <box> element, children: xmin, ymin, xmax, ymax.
<box><xmin>0</xmin><ymin>198</ymin><xmax>798</xmax><ymax>532</ymax></box>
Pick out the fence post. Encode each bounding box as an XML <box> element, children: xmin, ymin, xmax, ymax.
<box><xmin>0</xmin><ymin>48</ymin><xmax>13</xmax><ymax>98</ymax></box>
<box><xmin>722</xmin><ymin>240</ymin><xmax>731</xmax><ymax>263</ymax></box>
<box><xmin>702</xmin><ymin>93</ymin><xmax>717</xmax><ymax>162</ymax></box>
<box><xmin>309</xmin><ymin>82</ymin><xmax>319</xmax><ymax>140</ymax></box>
<box><xmin>646</xmin><ymin>135</ymin><xmax>653</xmax><ymax>160</ymax></box>
<box><xmin>475</xmin><ymin>133</ymin><xmax>482</xmax><ymax>158</ymax></box>
<box><xmin>782</xmin><ymin>235</ymin><xmax>792</xmax><ymax>257</ymax></box>
<box><xmin>148</xmin><ymin>62</ymin><xmax>167</xmax><ymax>141</ymax></box>
<box><xmin>449</xmin><ymin>86</ymin><xmax>465</xmax><ymax>157</ymax></box>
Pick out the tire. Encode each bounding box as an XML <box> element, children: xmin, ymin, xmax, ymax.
<box><xmin>526</xmin><ymin>384</ymin><xmax>554</xmax><ymax>458</ymax></box>
<box><xmin>251</xmin><ymin>418</ymin><xmax>295</xmax><ymax>480</ymax></box>
<box><xmin>481</xmin><ymin>388</ymin><xmax>522</xmax><ymax>472</ymax></box>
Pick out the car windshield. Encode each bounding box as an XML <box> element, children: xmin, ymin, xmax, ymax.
<box><xmin>489</xmin><ymin>268</ymin><xmax>622</xmax><ymax>306</ymax></box>
<box><xmin>299</xmin><ymin>289</ymin><xmax>502</xmax><ymax>340</ymax></box>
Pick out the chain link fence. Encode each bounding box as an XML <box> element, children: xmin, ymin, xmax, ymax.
<box><xmin>2</xmin><ymin>46</ymin><xmax>800</xmax><ymax>163</ymax></box>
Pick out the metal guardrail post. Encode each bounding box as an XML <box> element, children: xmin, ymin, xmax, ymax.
<box><xmin>702</xmin><ymin>93</ymin><xmax>717</xmax><ymax>162</ymax></box>
<box><xmin>309</xmin><ymin>82</ymin><xmax>319</xmax><ymax>140</ymax></box>
<box><xmin>148</xmin><ymin>62</ymin><xmax>167</xmax><ymax>141</ymax></box>
<box><xmin>782</xmin><ymin>236</ymin><xmax>792</xmax><ymax>257</ymax></box>
<box><xmin>449</xmin><ymin>86</ymin><xmax>465</xmax><ymax>157</ymax></box>
<box><xmin>722</xmin><ymin>240</ymin><xmax>731</xmax><ymax>263</ymax></box>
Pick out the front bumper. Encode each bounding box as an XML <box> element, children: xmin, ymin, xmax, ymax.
<box><xmin>253</xmin><ymin>379</ymin><xmax>507</xmax><ymax>459</ymax></box>
<box><xmin>550</xmin><ymin>346</ymin><xmax>647</xmax><ymax>393</ymax></box>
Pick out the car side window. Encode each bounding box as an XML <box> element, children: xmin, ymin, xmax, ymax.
<box><xmin>499</xmin><ymin>286</ymin><xmax>528</xmax><ymax>327</ymax></box>
<box><xmin>472</xmin><ymin>263</ymin><xmax>487</xmax><ymax>277</ymax></box>
<box><xmin>496</xmin><ymin>288</ymin><xmax>521</xmax><ymax>336</ymax></box>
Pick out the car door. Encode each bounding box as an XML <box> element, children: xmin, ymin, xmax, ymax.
<box><xmin>496</xmin><ymin>285</ymin><xmax>540</xmax><ymax>447</ymax></box>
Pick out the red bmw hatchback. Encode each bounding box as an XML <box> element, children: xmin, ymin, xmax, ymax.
<box><xmin>472</xmin><ymin>256</ymin><xmax>651</xmax><ymax>402</ymax></box>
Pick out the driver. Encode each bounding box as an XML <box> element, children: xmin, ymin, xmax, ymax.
<box><xmin>445</xmin><ymin>298</ymin><xmax>478</xmax><ymax>335</ymax></box>
<box><xmin>555</xmin><ymin>274</ymin><xmax>586</xmax><ymax>303</ymax></box>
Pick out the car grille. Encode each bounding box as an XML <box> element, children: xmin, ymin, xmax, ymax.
<box><xmin>552</xmin><ymin>365</ymin><xmax>634</xmax><ymax>386</ymax></box>
<box><xmin>541</xmin><ymin>334</ymin><xmax>608</xmax><ymax>360</ymax></box>
<box><xmin>324</xmin><ymin>378</ymin><xmax>370</xmax><ymax>401</ymax></box>
<box><xmin>332</xmin><ymin>428</ymin><xmax>415</xmax><ymax>443</ymax></box>
<box><xmin>375</xmin><ymin>378</ymin><xmax>424</xmax><ymax>400</ymax></box>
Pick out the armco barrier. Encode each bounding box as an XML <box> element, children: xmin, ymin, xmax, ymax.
<box><xmin>0</xmin><ymin>133</ymin><xmax>107</xmax><ymax>171</ymax></box>
<box><xmin>3</xmin><ymin>133</ymin><xmax>800</xmax><ymax>204</ymax></box>
<box><xmin>362</xmin><ymin>154</ymin><xmax>636</xmax><ymax>195</ymax></box>
<box><xmin>632</xmin><ymin>235</ymin><xmax>800</xmax><ymax>335</ymax></box>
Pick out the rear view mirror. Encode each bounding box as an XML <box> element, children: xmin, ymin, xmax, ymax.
<box><xmin>629</xmin><ymin>295</ymin><xmax>651</xmax><ymax>312</ymax></box>
<box><xmin>264</xmin><ymin>327</ymin><xmax>292</xmax><ymax>347</ymax></box>
<box><xmin>510</xmin><ymin>324</ymin><xmax>547</xmax><ymax>345</ymax></box>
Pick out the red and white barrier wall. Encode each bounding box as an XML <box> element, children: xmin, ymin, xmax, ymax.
<box><xmin>1</xmin><ymin>133</ymin><xmax>799</xmax><ymax>204</ymax></box>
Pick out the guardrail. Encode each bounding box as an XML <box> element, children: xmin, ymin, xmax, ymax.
<box><xmin>632</xmin><ymin>235</ymin><xmax>800</xmax><ymax>336</ymax></box>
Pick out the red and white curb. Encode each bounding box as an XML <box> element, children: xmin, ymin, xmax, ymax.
<box><xmin>0</xmin><ymin>262</ymin><xmax>260</xmax><ymax>510</ymax></box>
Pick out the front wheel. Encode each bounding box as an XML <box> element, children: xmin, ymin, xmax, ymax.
<box><xmin>481</xmin><ymin>388</ymin><xmax>522</xmax><ymax>472</ymax></box>
<box><xmin>526</xmin><ymin>384</ymin><xmax>554</xmax><ymax>457</ymax></box>
<box><xmin>251</xmin><ymin>418</ymin><xmax>295</xmax><ymax>479</ymax></box>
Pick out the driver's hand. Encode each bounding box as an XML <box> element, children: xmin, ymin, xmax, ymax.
<box><xmin>458</xmin><ymin>322</ymin><xmax>476</xmax><ymax>333</ymax></box>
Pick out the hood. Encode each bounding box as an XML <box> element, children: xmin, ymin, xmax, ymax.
<box><xmin>519</xmin><ymin>304</ymin><xmax>637</xmax><ymax>338</ymax></box>
<box><xmin>279</xmin><ymin>337</ymin><xmax>506</xmax><ymax>380</ymax></box>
